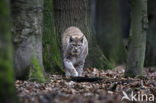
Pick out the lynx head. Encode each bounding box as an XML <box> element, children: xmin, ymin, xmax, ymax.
<box><xmin>69</xmin><ymin>35</ymin><xmax>84</xmax><ymax>56</ymax></box>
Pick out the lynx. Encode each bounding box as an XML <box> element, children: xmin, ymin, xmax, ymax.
<box><xmin>62</xmin><ymin>26</ymin><xmax>88</xmax><ymax>77</ymax></box>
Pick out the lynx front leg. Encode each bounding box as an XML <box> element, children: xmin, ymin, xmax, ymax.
<box><xmin>64</xmin><ymin>59</ymin><xmax>78</xmax><ymax>77</ymax></box>
<box><xmin>76</xmin><ymin>62</ymin><xmax>84</xmax><ymax>76</ymax></box>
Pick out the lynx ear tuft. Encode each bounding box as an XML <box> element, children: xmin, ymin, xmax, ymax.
<box><xmin>69</xmin><ymin>36</ymin><xmax>74</xmax><ymax>43</ymax></box>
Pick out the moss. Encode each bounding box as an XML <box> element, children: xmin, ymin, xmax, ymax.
<box><xmin>0</xmin><ymin>58</ymin><xmax>16</xmax><ymax>96</ymax></box>
<box><xmin>0</xmin><ymin>0</ymin><xmax>18</xmax><ymax>102</ymax></box>
<box><xmin>29</xmin><ymin>57</ymin><xmax>45</xmax><ymax>82</ymax></box>
<box><xmin>43</xmin><ymin>0</ymin><xmax>64</xmax><ymax>74</ymax></box>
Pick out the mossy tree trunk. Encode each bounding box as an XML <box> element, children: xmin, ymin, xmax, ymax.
<box><xmin>95</xmin><ymin>0</ymin><xmax>125</xmax><ymax>66</ymax></box>
<box><xmin>125</xmin><ymin>0</ymin><xmax>148</xmax><ymax>77</ymax></box>
<box><xmin>145</xmin><ymin>0</ymin><xmax>156</xmax><ymax>66</ymax></box>
<box><xmin>43</xmin><ymin>0</ymin><xmax>64</xmax><ymax>74</ymax></box>
<box><xmin>11</xmin><ymin>0</ymin><xmax>45</xmax><ymax>82</ymax></box>
<box><xmin>53</xmin><ymin>0</ymin><xmax>112</xmax><ymax>70</ymax></box>
<box><xmin>0</xmin><ymin>0</ymin><xmax>18</xmax><ymax>102</ymax></box>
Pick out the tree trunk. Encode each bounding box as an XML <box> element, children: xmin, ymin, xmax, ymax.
<box><xmin>0</xmin><ymin>0</ymin><xmax>18</xmax><ymax>102</ymax></box>
<box><xmin>53</xmin><ymin>0</ymin><xmax>112</xmax><ymax>70</ymax></box>
<box><xmin>125</xmin><ymin>0</ymin><xmax>148</xmax><ymax>77</ymax></box>
<box><xmin>11</xmin><ymin>0</ymin><xmax>45</xmax><ymax>82</ymax></box>
<box><xmin>95</xmin><ymin>0</ymin><xmax>125</xmax><ymax>66</ymax></box>
<box><xmin>120</xmin><ymin>0</ymin><xmax>130</xmax><ymax>45</ymax></box>
<box><xmin>43</xmin><ymin>0</ymin><xmax>64</xmax><ymax>74</ymax></box>
<box><xmin>145</xmin><ymin>0</ymin><xmax>156</xmax><ymax>66</ymax></box>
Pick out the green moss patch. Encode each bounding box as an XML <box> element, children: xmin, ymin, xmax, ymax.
<box><xmin>29</xmin><ymin>58</ymin><xmax>45</xmax><ymax>83</ymax></box>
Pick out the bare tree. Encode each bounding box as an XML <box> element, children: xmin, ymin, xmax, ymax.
<box><xmin>95</xmin><ymin>0</ymin><xmax>125</xmax><ymax>65</ymax></box>
<box><xmin>43</xmin><ymin>0</ymin><xmax>64</xmax><ymax>74</ymax></box>
<box><xmin>125</xmin><ymin>0</ymin><xmax>148</xmax><ymax>77</ymax></box>
<box><xmin>145</xmin><ymin>0</ymin><xmax>156</xmax><ymax>66</ymax></box>
<box><xmin>53</xmin><ymin>0</ymin><xmax>112</xmax><ymax>70</ymax></box>
<box><xmin>11</xmin><ymin>0</ymin><xmax>45</xmax><ymax>82</ymax></box>
<box><xmin>0</xmin><ymin>0</ymin><xmax>18</xmax><ymax>102</ymax></box>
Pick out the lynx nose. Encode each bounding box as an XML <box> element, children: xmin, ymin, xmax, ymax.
<box><xmin>73</xmin><ymin>48</ymin><xmax>78</xmax><ymax>53</ymax></box>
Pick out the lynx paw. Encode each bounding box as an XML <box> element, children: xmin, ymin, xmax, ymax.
<box><xmin>72</xmin><ymin>71</ymin><xmax>78</xmax><ymax>77</ymax></box>
<box><xmin>65</xmin><ymin>68</ymin><xmax>78</xmax><ymax>77</ymax></box>
<box><xmin>70</xmin><ymin>69</ymin><xmax>78</xmax><ymax>77</ymax></box>
<box><xmin>65</xmin><ymin>71</ymin><xmax>71</xmax><ymax>77</ymax></box>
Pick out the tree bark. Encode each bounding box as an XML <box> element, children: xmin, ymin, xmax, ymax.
<box><xmin>0</xmin><ymin>0</ymin><xmax>18</xmax><ymax>102</ymax></box>
<box><xmin>53</xmin><ymin>0</ymin><xmax>112</xmax><ymax>69</ymax></box>
<box><xmin>125</xmin><ymin>0</ymin><xmax>148</xmax><ymax>77</ymax></box>
<box><xmin>145</xmin><ymin>0</ymin><xmax>156</xmax><ymax>66</ymax></box>
<box><xmin>43</xmin><ymin>0</ymin><xmax>64</xmax><ymax>73</ymax></box>
<box><xmin>95</xmin><ymin>0</ymin><xmax>125</xmax><ymax>65</ymax></box>
<box><xmin>11</xmin><ymin>0</ymin><xmax>45</xmax><ymax>82</ymax></box>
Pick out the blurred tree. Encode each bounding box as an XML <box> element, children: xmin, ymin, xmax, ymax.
<box><xmin>145</xmin><ymin>0</ymin><xmax>156</xmax><ymax>66</ymax></box>
<box><xmin>125</xmin><ymin>0</ymin><xmax>148</xmax><ymax>77</ymax></box>
<box><xmin>120</xmin><ymin>0</ymin><xmax>130</xmax><ymax>48</ymax></box>
<box><xmin>95</xmin><ymin>0</ymin><xmax>125</xmax><ymax>66</ymax></box>
<box><xmin>53</xmin><ymin>0</ymin><xmax>112</xmax><ymax>70</ymax></box>
<box><xmin>0</xmin><ymin>0</ymin><xmax>18</xmax><ymax>102</ymax></box>
<box><xmin>11</xmin><ymin>0</ymin><xmax>45</xmax><ymax>82</ymax></box>
<box><xmin>43</xmin><ymin>0</ymin><xmax>64</xmax><ymax>74</ymax></box>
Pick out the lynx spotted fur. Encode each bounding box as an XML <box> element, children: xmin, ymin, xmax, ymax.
<box><xmin>62</xmin><ymin>26</ymin><xmax>88</xmax><ymax>77</ymax></box>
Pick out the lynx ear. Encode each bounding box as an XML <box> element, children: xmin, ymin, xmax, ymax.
<box><xmin>69</xmin><ymin>36</ymin><xmax>74</xmax><ymax>43</ymax></box>
<box><xmin>79</xmin><ymin>35</ymin><xmax>84</xmax><ymax>43</ymax></box>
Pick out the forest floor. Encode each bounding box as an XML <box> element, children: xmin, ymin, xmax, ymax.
<box><xmin>16</xmin><ymin>66</ymin><xmax>156</xmax><ymax>103</ymax></box>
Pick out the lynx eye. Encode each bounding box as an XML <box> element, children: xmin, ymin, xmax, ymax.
<box><xmin>69</xmin><ymin>36</ymin><xmax>74</xmax><ymax>43</ymax></box>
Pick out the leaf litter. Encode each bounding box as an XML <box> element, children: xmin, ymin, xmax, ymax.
<box><xmin>16</xmin><ymin>66</ymin><xmax>156</xmax><ymax>103</ymax></box>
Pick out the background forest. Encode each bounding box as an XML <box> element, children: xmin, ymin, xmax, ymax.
<box><xmin>0</xmin><ymin>0</ymin><xmax>156</xmax><ymax>103</ymax></box>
